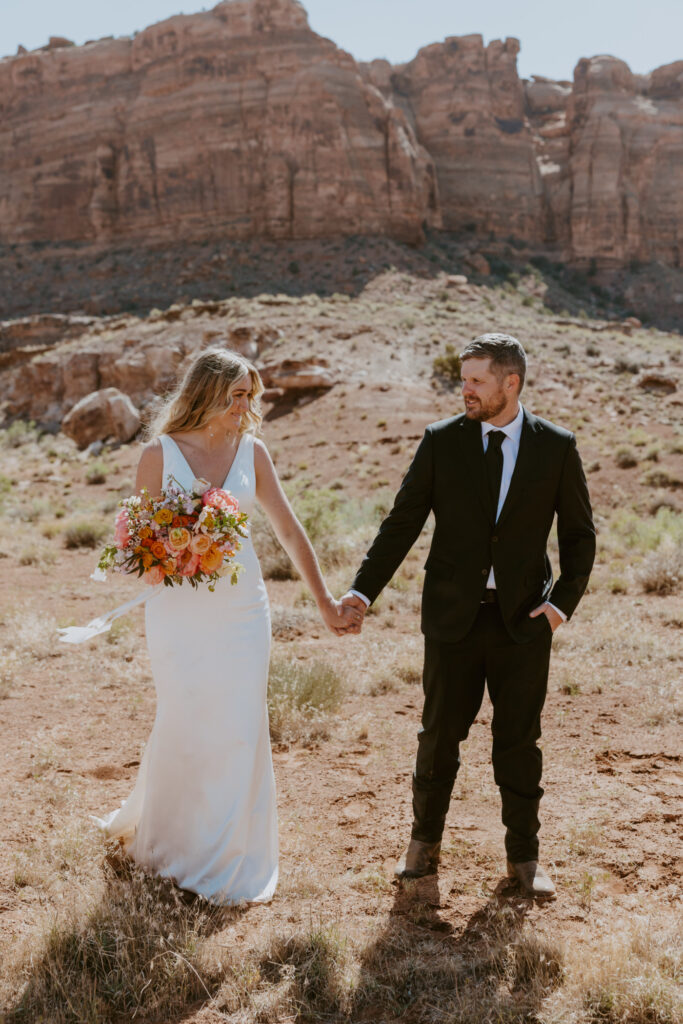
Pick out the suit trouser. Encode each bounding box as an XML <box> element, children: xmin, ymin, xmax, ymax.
<box><xmin>411</xmin><ymin>602</ymin><xmax>553</xmax><ymax>863</ymax></box>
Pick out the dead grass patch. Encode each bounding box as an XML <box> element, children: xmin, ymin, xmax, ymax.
<box><xmin>268</xmin><ymin>656</ymin><xmax>345</xmax><ymax>745</ymax></box>
<box><xmin>1</xmin><ymin>861</ymin><xmax>242</xmax><ymax>1024</ymax></box>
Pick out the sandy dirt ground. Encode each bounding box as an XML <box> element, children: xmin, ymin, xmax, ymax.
<box><xmin>0</xmin><ymin>276</ymin><xmax>681</xmax><ymax>1020</ymax></box>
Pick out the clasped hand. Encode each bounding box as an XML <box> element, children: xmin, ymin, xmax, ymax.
<box><xmin>318</xmin><ymin>593</ymin><xmax>367</xmax><ymax>636</ymax></box>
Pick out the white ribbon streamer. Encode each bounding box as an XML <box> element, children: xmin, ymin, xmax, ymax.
<box><xmin>57</xmin><ymin>584</ymin><xmax>164</xmax><ymax>644</ymax></box>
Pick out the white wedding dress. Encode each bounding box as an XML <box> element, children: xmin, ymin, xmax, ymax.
<box><xmin>96</xmin><ymin>432</ymin><xmax>278</xmax><ymax>904</ymax></box>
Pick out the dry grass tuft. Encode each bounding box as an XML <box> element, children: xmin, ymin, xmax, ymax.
<box><xmin>2</xmin><ymin>859</ymin><xmax>240</xmax><ymax>1024</ymax></box>
<box><xmin>63</xmin><ymin>517</ymin><xmax>109</xmax><ymax>550</ymax></box>
<box><xmin>636</xmin><ymin>536</ymin><xmax>682</xmax><ymax>595</ymax></box>
<box><xmin>268</xmin><ymin>656</ymin><xmax>345</xmax><ymax>745</ymax></box>
<box><xmin>546</xmin><ymin>912</ymin><xmax>682</xmax><ymax>1024</ymax></box>
<box><xmin>4</xmin><ymin>608</ymin><xmax>59</xmax><ymax>661</ymax></box>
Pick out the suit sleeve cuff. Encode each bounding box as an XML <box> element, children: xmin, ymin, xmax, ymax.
<box><xmin>345</xmin><ymin>589</ymin><xmax>371</xmax><ymax>607</ymax></box>
<box><xmin>546</xmin><ymin>601</ymin><xmax>567</xmax><ymax>622</ymax></box>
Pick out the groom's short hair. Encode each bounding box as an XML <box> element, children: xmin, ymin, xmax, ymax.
<box><xmin>460</xmin><ymin>333</ymin><xmax>527</xmax><ymax>392</ymax></box>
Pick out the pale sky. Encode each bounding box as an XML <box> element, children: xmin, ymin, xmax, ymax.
<box><xmin>2</xmin><ymin>0</ymin><xmax>681</xmax><ymax>81</ymax></box>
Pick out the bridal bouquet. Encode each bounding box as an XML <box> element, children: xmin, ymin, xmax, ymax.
<box><xmin>97</xmin><ymin>477</ymin><xmax>249</xmax><ymax>591</ymax></box>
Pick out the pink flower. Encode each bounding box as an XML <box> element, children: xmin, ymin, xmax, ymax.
<box><xmin>189</xmin><ymin>533</ymin><xmax>211</xmax><ymax>555</ymax></box>
<box><xmin>143</xmin><ymin>564</ymin><xmax>165</xmax><ymax>585</ymax></box>
<box><xmin>179</xmin><ymin>551</ymin><xmax>200</xmax><ymax>577</ymax></box>
<box><xmin>202</xmin><ymin>488</ymin><xmax>240</xmax><ymax>513</ymax></box>
<box><xmin>114</xmin><ymin>509</ymin><xmax>131</xmax><ymax>549</ymax></box>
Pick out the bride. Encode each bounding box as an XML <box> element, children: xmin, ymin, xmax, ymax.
<box><xmin>95</xmin><ymin>348</ymin><xmax>358</xmax><ymax>903</ymax></box>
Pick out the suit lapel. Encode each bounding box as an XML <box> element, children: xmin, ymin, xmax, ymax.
<box><xmin>496</xmin><ymin>408</ymin><xmax>541</xmax><ymax>529</ymax></box>
<box><xmin>458</xmin><ymin>417</ymin><xmax>494</xmax><ymax>525</ymax></box>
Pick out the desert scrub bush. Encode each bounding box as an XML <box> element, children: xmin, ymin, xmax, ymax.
<box><xmin>85</xmin><ymin>461</ymin><xmax>107</xmax><ymax>485</ymax></box>
<box><xmin>0</xmin><ymin>419</ymin><xmax>40</xmax><ymax>448</ymax></box>
<box><xmin>250</xmin><ymin>506</ymin><xmax>297</xmax><ymax>580</ymax></box>
<box><xmin>5</xmin><ymin>608</ymin><xmax>58</xmax><ymax>660</ymax></box>
<box><xmin>606</xmin><ymin>507</ymin><xmax>683</xmax><ymax>556</ymax></box>
<box><xmin>1</xmin><ymin>864</ymin><xmax>243</xmax><ymax>1024</ymax></box>
<box><xmin>615</xmin><ymin>446</ymin><xmax>639</xmax><ymax>469</ymax></box>
<box><xmin>0</xmin><ymin>650</ymin><xmax>22</xmax><ymax>698</ymax></box>
<box><xmin>63</xmin><ymin>517</ymin><xmax>109</xmax><ymax>549</ymax></box>
<box><xmin>16</xmin><ymin>497</ymin><xmax>52</xmax><ymax>523</ymax></box>
<box><xmin>636</xmin><ymin>536</ymin><xmax>682</xmax><ymax>595</ymax></box>
<box><xmin>642</xmin><ymin>466</ymin><xmax>682</xmax><ymax>489</ymax></box>
<box><xmin>268</xmin><ymin>656</ymin><xmax>345</xmax><ymax>744</ymax></box>
<box><xmin>0</xmin><ymin>472</ymin><xmax>12</xmax><ymax>511</ymax></box>
<box><xmin>252</xmin><ymin>487</ymin><xmax>373</xmax><ymax>578</ymax></box>
<box><xmin>18</xmin><ymin>542</ymin><xmax>57</xmax><ymax>567</ymax></box>
<box><xmin>432</xmin><ymin>343</ymin><xmax>462</xmax><ymax>383</ymax></box>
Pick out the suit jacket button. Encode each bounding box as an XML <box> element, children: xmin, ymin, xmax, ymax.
<box><xmin>492</xmin><ymin>536</ymin><xmax>498</xmax><ymax>542</ymax></box>
<box><xmin>481</xmin><ymin>569</ymin><xmax>487</xmax><ymax>576</ymax></box>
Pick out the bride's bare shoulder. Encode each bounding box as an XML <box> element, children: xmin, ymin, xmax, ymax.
<box><xmin>135</xmin><ymin>437</ymin><xmax>163</xmax><ymax>494</ymax></box>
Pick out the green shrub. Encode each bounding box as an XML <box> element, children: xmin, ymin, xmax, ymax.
<box><xmin>615</xmin><ymin>447</ymin><xmax>638</xmax><ymax>469</ymax></box>
<box><xmin>86</xmin><ymin>462</ymin><xmax>107</xmax><ymax>485</ymax></box>
<box><xmin>636</xmin><ymin>537</ymin><xmax>682</xmax><ymax>595</ymax></box>
<box><xmin>432</xmin><ymin>344</ymin><xmax>461</xmax><ymax>383</ymax></box>
<box><xmin>0</xmin><ymin>420</ymin><xmax>40</xmax><ymax>448</ymax></box>
<box><xmin>63</xmin><ymin>519</ymin><xmax>109</xmax><ymax>550</ymax></box>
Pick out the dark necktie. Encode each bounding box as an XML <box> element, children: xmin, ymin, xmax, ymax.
<box><xmin>485</xmin><ymin>430</ymin><xmax>506</xmax><ymax>520</ymax></box>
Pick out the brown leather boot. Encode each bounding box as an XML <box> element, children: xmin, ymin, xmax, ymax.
<box><xmin>507</xmin><ymin>860</ymin><xmax>556</xmax><ymax>898</ymax></box>
<box><xmin>395</xmin><ymin>838</ymin><xmax>441</xmax><ymax>879</ymax></box>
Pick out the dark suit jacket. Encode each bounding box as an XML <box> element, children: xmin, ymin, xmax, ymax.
<box><xmin>351</xmin><ymin>408</ymin><xmax>596</xmax><ymax>644</ymax></box>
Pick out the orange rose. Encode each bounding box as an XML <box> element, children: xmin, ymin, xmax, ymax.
<box><xmin>162</xmin><ymin>558</ymin><xmax>177</xmax><ymax>575</ymax></box>
<box><xmin>168</xmin><ymin>527</ymin><xmax>191</xmax><ymax>552</ymax></box>
<box><xmin>151</xmin><ymin>541</ymin><xmax>166</xmax><ymax>560</ymax></box>
<box><xmin>172</xmin><ymin>516</ymin><xmax>183</xmax><ymax>528</ymax></box>
<box><xmin>199</xmin><ymin>546</ymin><xmax>223</xmax><ymax>573</ymax></box>
<box><xmin>139</xmin><ymin>526</ymin><xmax>153</xmax><ymax>540</ymax></box>
<box><xmin>142</xmin><ymin>551</ymin><xmax>154</xmax><ymax>568</ymax></box>
<box><xmin>189</xmin><ymin>534</ymin><xmax>211</xmax><ymax>555</ymax></box>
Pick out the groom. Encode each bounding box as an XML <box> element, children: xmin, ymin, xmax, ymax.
<box><xmin>341</xmin><ymin>334</ymin><xmax>595</xmax><ymax>897</ymax></box>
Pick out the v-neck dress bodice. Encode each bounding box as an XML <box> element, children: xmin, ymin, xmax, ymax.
<box><xmin>96</xmin><ymin>431</ymin><xmax>277</xmax><ymax>904</ymax></box>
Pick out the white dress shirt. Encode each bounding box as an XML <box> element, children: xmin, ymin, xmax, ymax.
<box><xmin>348</xmin><ymin>404</ymin><xmax>566</xmax><ymax>622</ymax></box>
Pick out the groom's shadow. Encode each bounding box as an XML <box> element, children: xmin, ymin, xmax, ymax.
<box><xmin>343</xmin><ymin>867</ymin><xmax>562</xmax><ymax>1020</ymax></box>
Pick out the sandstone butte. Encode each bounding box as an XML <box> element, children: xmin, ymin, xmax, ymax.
<box><xmin>0</xmin><ymin>0</ymin><xmax>681</xmax><ymax>269</ymax></box>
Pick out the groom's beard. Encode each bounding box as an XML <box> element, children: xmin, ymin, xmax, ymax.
<box><xmin>464</xmin><ymin>388</ymin><xmax>507</xmax><ymax>422</ymax></box>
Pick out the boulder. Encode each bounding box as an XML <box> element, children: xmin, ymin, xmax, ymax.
<box><xmin>464</xmin><ymin>253</ymin><xmax>491</xmax><ymax>276</ymax></box>
<box><xmin>635</xmin><ymin>372</ymin><xmax>678</xmax><ymax>395</ymax></box>
<box><xmin>61</xmin><ymin>388</ymin><xmax>141</xmax><ymax>448</ymax></box>
<box><xmin>258</xmin><ymin>358</ymin><xmax>336</xmax><ymax>392</ymax></box>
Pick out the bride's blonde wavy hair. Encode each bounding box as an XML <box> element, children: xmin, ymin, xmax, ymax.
<box><xmin>148</xmin><ymin>348</ymin><xmax>264</xmax><ymax>439</ymax></box>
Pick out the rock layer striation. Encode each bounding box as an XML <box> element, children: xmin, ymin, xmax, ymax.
<box><xmin>0</xmin><ymin>0</ymin><xmax>681</xmax><ymax>269</ymax></box>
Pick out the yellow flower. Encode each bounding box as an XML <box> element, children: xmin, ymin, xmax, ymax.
<box><xmin>202</xmin><ymin>512</ymin><xmax>215</xmax><ymax>530</ymax></box>
<box><xmin>139</xmin><ymin>526</ymin><xmax>153</xmax><ymax>540</ymax></box>
<box><xmin>153</xmin><ymin>508</ymin><xmax>173</xmax><ymax>526</ymax></box>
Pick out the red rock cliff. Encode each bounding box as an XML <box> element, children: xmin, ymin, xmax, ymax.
<box><xmin>1</xmin><ymin>0</ymin><xmax>681</xmax><ymax>270</ymax></box>
<box><xmin>0</xmin><ymin>0</ymin><xmax>439</xmax><ymax>246</ymax></box>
